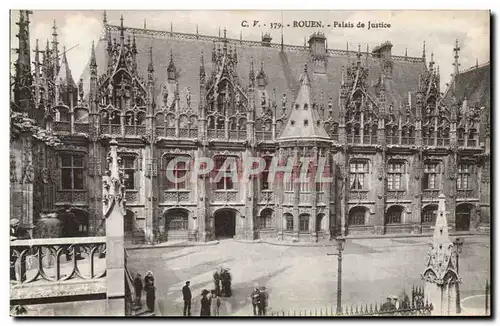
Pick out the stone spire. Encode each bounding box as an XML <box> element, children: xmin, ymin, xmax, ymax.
<box><xmin>277</xmin><ymin>64</ymin><xmax>330</xmax><ymax>141</ymax></box>
<box><xmin>422</xmin><ymin>193</ymin><xmax>459</xmax><ymax>315</ymax></box>
<box><xmin>52</xmin><ymin>19</ymin><xmax>60</xmax><ymax>75</ymax></box>
<box><xmin>147</xmin><ymin>46</ymin><xmax>154</xmax><ymax>82</ymax></box>
<box><xmin>13</xmin><ymin>10</ymin><xmax>33</xmax><ymax>113</ymax></box>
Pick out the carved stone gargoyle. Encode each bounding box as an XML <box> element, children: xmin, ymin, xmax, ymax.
<box><xmin>102</xmin><ymin>139</ymin><xmax>127</xmax><ymax>218</ymax></box>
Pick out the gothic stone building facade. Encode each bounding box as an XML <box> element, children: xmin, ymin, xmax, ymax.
<box><xmin>11</xmin><ymin>12</ymin><xmax>491</xmax><ymax>243</ymax></box>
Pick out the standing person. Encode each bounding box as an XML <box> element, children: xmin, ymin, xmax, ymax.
<box><xmin>144</xmin><ymin>271</ymin><xmax>154</xmax><ymax>288</ymax></box>
<box><xmin>200</xmin><ymin>289</ymin><xmax>211</xmax><ymax>317</ymax></box>
<box><xmin>210</xmin><ymin>290</ymin><xmax>221</xmax><ymax>316</ymax></box>
<box><xmin>393</xmin><ymin>296</ymin><xmax>400</xmax><ymax>310</ymax></box>
<box><xmin>182</xmin><ymin>281</ymin><xmax>192</xmax><ymax>316</ymax></box>
<box><xmin>144</xmin><ymin>272</ymin><xmax>156</xmax><ymax>312</ymax></box>
<box><xmin>133</xmin><ymin>273</ymin><xmax>143</xmax><ymax>307</ymax></box>
<box><xmin>257</xmin><ymin>286</ymin><xmax>268</xmax><ymax>316</ymax></box>
<box><xmin>381</xmin><ymin>296</ymin><xmax>396</xmax><ymax>312</ymax></box>
<box><xmin>250</xmin><ymin>285</ymin><xmax>260</xmax><ymax>316</ymax></box>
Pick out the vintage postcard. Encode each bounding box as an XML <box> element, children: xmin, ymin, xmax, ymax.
<box><xmin>9</xmin><ymin>9</ymin><xmax>491</xmax><ymax>317</ymax></box>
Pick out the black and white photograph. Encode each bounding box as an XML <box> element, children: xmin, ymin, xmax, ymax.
<box><xmin>8</xmin><ymin>9</ymin><xmax>491</xmax><ymax>317</ymax></box>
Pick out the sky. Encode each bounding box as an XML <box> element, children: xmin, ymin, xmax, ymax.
<box><xmin>10</xmin><ymin>10</ymin><xmax>490</xmax><ymax>91</ymax></box>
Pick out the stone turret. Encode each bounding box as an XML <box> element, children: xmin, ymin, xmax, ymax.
<box><xmin>422</xmin><ymin>193</ymin><xmax>460</xmax><ymax>315</ymax></box>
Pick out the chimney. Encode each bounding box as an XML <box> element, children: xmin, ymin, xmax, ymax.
<box><xmin>261</xmin><ymin>33</ymin><xmax>272</xmax><ymax>47</ymax></box>
<box><xmin>372</xmin><ymin>41</ymin><xmax>393</xmax><ymax>78</ymax></box>
<box><xmin>308</xmin><ymin>32</ymin><xmax>327</xmax><ymax>74</ymax></box>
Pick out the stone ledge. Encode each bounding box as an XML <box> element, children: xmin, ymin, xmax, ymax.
<box><xmin>10</xmin><ymin>278</ymin><xmax>106</xmax><ymax>301</ymax></box>
<box><xmin>125</xmin><ymin>240</ymin><xmax>220</xmax><ymax>250</ymax></box>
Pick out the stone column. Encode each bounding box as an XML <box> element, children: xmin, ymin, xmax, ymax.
<box><xmin>103</xmin><ymin>139</ymin><xmax>126</xmax><ymax>316</ymax></box>
<box><xmin>412</xmin><ymin>151</ymin><xmax>423</xmax><ymax>234</ymax></box>
<box><xmin>196</xmin><ymin>146</ymin><xmax>209</xmax><ymax>242</ymax></box>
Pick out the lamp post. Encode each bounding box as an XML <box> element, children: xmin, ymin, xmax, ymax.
<box><xmin>453</xmin><ymin>237</ymin><xmax>464</xmax><ymax>314</ymax></box>
<box><xmin>327</xmin><ymin>236</ymin><xmax>346</xmax><ymax>314</ymax></box>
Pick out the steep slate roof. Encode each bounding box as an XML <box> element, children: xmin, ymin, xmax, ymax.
<box><xmin>278</xmin><ymin>65</ymin><xmax>330</xmax><ymax>141</ymax></box>
<box><xmin>443</xmin><ymin>62</ymin><xmax>491</xmax><ymax>141</ymax></box>
<box><xmin>443</xmin><ymin>62</ymin><xmax>490</xmax><ymax>109</ymax></box>
<box><xmin>81</xmin><ymin>24</ymin><xmax>425</xmax><ymax>119</ymax></box>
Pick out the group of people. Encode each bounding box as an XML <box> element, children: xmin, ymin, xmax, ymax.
<box><xmin>182</xmin><ymin>281</ymin><xmax>222</xmax><ymax>317</ymax></box>
<box><xmin>250</xmin><ymin>284</ymin><xmax>269</xmax><ymax>316</ymax></box>
<box><xmin>380</xmin><ymin>293</ymin><xmax>410</xmax><ymax>312</ymax></box>
<box><xmin>133</xmin><ymin>271</ymin><xmax>156</xmax><ymax>313</ymax></box>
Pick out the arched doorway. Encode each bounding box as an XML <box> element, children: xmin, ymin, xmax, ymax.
<box><xmin>214</xmin><ymin>209</ymin><xmax>236</xmax><ymax>239</ymax></box>
<box><xmin>164</xmin><ymin>208</ymin><xmax>189</xmax><ymax>240</ymax></box>
<box><xmin>422</xmin><ymin>204</ymin><xmax>438</xmax><ymax>225</ymax></box>
<box><xmin>456</xmin><ymin>204</ymin><xmax>472</xmax><ymax>231</ymax></box>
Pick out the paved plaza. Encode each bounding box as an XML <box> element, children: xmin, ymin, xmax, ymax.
<box><xmin>126</xmin><ymin>235</ymin><xmax>490</xmax><ymax>316</ymax></box>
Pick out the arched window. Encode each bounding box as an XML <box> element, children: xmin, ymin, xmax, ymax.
<box><xmin>258</xmin><ymin>209</ymin><xmax>273</xmax><ymax>229</ymax></box>
<box><xmin>422</xmin><ymin>205</ymin><xmax>437</xmax><ymax>224</ymax></box>
<box><xmin>386</xmin><ymin>206</ymin><xmax>403</xmax><ymax>224</ymax></box>
<box><xmin>348</xmin><ymin>206</ymin><xmax>366</xmax><ymax>226</ymax></box>
<box><xmin>284</xmin><ymin>213</ymin><xmax>293</xmax><ymax>231</ymax></box>
<box><xmin>299</xmin><ymin>214</ymin><xmax>310</xmax><ymax>232</ymax></box>
<box><xmin>166</xmin><ymin>209</ymin><xmax>189</xmax><ymax>231</ymax></box>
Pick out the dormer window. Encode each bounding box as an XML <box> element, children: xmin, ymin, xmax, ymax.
<box><xmin>291</xmin><ymin>120</ymin><xmax>295</xmax><ymax>126</ymax></box>
<box><xmin>304</xmin><ymin>120</ymin><xmax>309</xmax><ymax>126</ymax></box>
<box><xmin>295</xmin><ymin>104</ymin><xmax>300</xmax><ymax>110</ymax></box>
<box><xmin>304</xmin><ymin>104</ymin><xmax>308</xmax><ymax>110</ymax></box>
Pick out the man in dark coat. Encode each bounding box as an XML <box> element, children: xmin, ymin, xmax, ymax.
<box><xmin>381</xmin><ymin>296</ymin><xmax>396</xmax><ymax>312</ymax></box>
<box><xmin>182</xmin><ymin>281</ymin><xmax>192</xmax><ymax>316</ymax></box>
<box><xmin>250</xmin><ymin>285</ymin><xmax>260</xmax><ymax>316</ymax></box>
<box><xmin>200</xmin><ymin>289</ymin><xmax>211</xmax><ymax>316</ymax></box>
<box><xmin>144</xmin><ymin>271</ymin><xmax>155</xmax><ymax>312</ymax></box>
<box><xmin>257</xmin><ymin>286</ymin><xmax>268</xmax><ymax>316</ymax></box>
<box><xmin>133</xmin><ymin>273</ymin><xmax>143</xmax><ymax>306</ymax></box>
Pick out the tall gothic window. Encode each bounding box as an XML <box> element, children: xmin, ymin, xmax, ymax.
<box><xmin>213</xmin><ymin>157</ymin><xmax>235</xmax><ymax>190</ymax></box>
<box><xmin>387</xmin><ymin>161</ymin><xmax>405</xmax><ymax>190</ymax></box>
<box><xmin>423</xmin><ymin>162</ymin><xmax>439</xmax><ymax>190</ymax></box>
<box><xmin>122</xmin><ymin>156</ymin><xmax>136</xmax><ymax>190</ymax></box>
<box><xmin>165</xmin><ymin>156</ymin><xmax>189</xmax><ymax>190</ymax></box>
<box><xmin>261</xmin><ymin>157</ymin><xmax>272</xmax><ymax>190</ymax></box>
<box><xmin>349</xmin><ymin>161</ymin><xmax>368</xmax><ymax>190</ymax></box>
<box><xmin>299</xmin><ymin>214</ymin><xmax>310</xmax><ymax>232</ymax></box>
<box><xmin>457</xmin><ymin>164</ymin><xmax>471</xmax><ymax>189</ymax></box>
<box><xmin>284</xmin><ymin>214</ymin><xmax>293</xmax><ymax>231</ymax></box>
<box><xmin>60</xmin><ymin>154</ymin><xmax>84</xmax><ymax>190</ymax></box>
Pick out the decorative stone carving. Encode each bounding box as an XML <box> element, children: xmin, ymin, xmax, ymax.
<box><xmin>10</xmin><ymin>153</ymin><xmax>17</xmax><ymax>183</ymax></box>
<box><xmin>377</xmin><ymin>163</ymin><xmax>385</xmax><ymax>180</ymax></box>
<box><xmin>102</xmin><ymin>139</ymin><xmax>127</xmax><ymax>218</ymax></box>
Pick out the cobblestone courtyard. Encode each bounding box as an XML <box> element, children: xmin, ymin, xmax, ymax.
<box><xmin>127</xmin><ymin>236</ymin><xmax>490</xmax><ymax>316</ymax></box>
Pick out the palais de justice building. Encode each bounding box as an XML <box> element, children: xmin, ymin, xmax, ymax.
<box><xmin>11</xmin><ymin>11</ymin><xmax>490</xmax><ymax>244</ymax></box>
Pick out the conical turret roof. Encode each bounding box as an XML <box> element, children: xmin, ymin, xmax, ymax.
<box><xmin>277</xmin><ymin>64</ymin><xmax>330</xmax><ymax>141</ymax></box>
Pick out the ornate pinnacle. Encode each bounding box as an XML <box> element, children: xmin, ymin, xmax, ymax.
<box><xmin>120</xmin><ymin>15</ymin><xmax>124</xmax><ymax>38</ymax></box>
<box><xmin>148</xmin><ymin>46</ymin><xmax>154</xmax><ymax>73</ymax></box>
